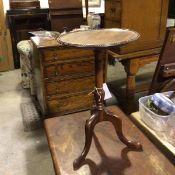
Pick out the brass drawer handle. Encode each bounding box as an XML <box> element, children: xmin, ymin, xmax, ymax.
<box><xmin>55</xmin><ymin>71</ymin><xmax>58</xmax><ymax>76</ymax></box>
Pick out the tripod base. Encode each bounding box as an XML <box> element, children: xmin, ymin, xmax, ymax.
<box><xmin>73</xmin><ymin>106</ymin><xmax>142</xmax><ymax>169</ymax></box>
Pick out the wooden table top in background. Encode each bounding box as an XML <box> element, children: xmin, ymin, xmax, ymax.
<box><xmin>44</xmin><ymin>106</ymin><xmax>175</xmax><ymax>175</ymax></box>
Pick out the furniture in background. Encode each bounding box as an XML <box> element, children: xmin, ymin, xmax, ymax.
<box><xmin>105</xmin><ymin>0</ymin><xmax>169</xmax><ymax>113</ymax></box>
<box><xmin>105</xmin><ymin>0</ymin><xmax>169</xmax><ymax>54</ymax></box>
<box><xmin>44</xmin><ymin>105</ymin><xmax>175</xmax><ymax>174</ymax></box>
<box><xmin>130</xmin><ymin>111</ymin><xmax>175</xmax><ymax>164</ymax></box>
<box><xmin>107</xmin><ymin>48</ymin><xmax>160</xmax><ymax>112</ymax></box>
<box><xmin>7</xmin><ymin>8</ymin><xmax>50</xmax><ymax>68</ymax></box>
<box><xmin>129</xmin><ymin>29</ymin><xmax>175</xmax><ymax>164</ymax></box>
<box><xmin>149</xmin><ymin>28</ymin><xmax>175</xmax><ymax>94</ymax></box>
<box><xmin>9</xmin><ymin>0</ymin><xmax>40</xmax><ymax>9</ymax></box>
<box><xmin>17</xmin><ymin>40</ymin><xmax>35</xmax><ymax>94</ymax></box>
<box><xmin>168</xmin><ymin>0</ymin><xmax>175</xmax><ymax>18</ymax></box>
<box><xmin>0</xmin><ymin>0</ymin><xmax>14</xmax><ymax>72</ymax></box>
<box><xmin>59</xmin><ymin>29</ymin><xmax>142</xmax><ymax>169</ymax></box>
<box><xmin>31</xmin><ymin>36</ymin><xmax>102</xmax><ymax>117</ymax></box>
<box><xmin>48</xmin><ymin>0</ymin><xmax>83</xmax><ymax>32</ymax></box>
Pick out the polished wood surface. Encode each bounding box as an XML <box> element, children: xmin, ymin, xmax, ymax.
<box><xmin>59</xmin><ymin>29</ymin><xmax>139</xmax><ymax>48</ymax></box>
<box><xmin>105</xmin><ymin>0</ymin><xmax>169</xmax><ymax>54</ymax></box>
<box><xmin>31</xmin><ymin>36</ymin><xmax>99</xmax><ymax>117</ymax></box>
<box><xmin>44</xmin><ymin>106</ymin><xmax>175</xmax><ymax>175</ymax></box>
<box><xmin>59</xmin><ymin>29</ymin><xmax>142</xmax><ymax>168</ymax></box>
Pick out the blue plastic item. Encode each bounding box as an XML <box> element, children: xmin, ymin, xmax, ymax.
<box><xmin>151</xmin><ymin>93</ymin><xmax>175</xmax><ymax>114</ymax></box>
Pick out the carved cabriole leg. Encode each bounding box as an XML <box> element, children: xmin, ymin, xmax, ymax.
<box><xmin>104</xmin><ymin>109</ymin><xmax>142</xmax><ymax>150</ymax></box>
<box><xmin>73</xmin><ymin>111</ymin><xmax>99</xmax><ymax>169</ymax></box>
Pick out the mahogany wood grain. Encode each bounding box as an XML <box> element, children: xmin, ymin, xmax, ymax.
<box><xmin>59</xmin><ymin>29</ymin><xmax>142</xmax><ymax>168</ymax></box>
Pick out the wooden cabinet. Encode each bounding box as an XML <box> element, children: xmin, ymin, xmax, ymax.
<box><xmin>48</xmin><ymin>0</ymin><xmax>83</xmax><ymax>32</ymax></box>
<box><xmin>31</xmin><ymin>37</ymin><xmax>97</xmax><ymax>117</ymax></box>
<box><xmin>105</xmin><ymin>0</ymin><xmax>169</xmax><ymax>54</ymax></box>
<box><xmin>7</xmin><ymin>8</ymin><xmax>51</xmax><ymax>68</ymax></box>
<box><xmin>48</xmin><ymin>0</ymin><xmax>82</xmax><ymax>9</ymax></box>
<box><xmin>9</xmin><ymin>0</ymin><xmax>40</xmax><ymax>9</ymax></box>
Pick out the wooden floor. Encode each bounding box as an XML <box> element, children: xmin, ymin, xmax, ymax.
<box><xmin>44</xmin><ymin>106</ymin><xmax>175</xmax><ymax>175</ymax></box>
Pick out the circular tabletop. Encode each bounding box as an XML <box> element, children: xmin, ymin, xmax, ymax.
<box><xmin>58</xmin><ymin>28</ymin><xmax>139</xmax><ymax>48</ymax></box>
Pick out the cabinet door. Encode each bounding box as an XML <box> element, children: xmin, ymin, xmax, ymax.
<box><xmin>120</xmin><ymin>0</ymin><xmax>169</xmax><ymax>54</ymax></box>
<box><xmin>49</xmin><ymin>0</ymin><xmax>82</xmax><ymax>9</ymax></box>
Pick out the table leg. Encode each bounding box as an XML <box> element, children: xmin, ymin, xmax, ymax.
<box><xmin>73</xmin><ymin>50</ymin><xmax>142</xmax><ymax>169</ymax></box>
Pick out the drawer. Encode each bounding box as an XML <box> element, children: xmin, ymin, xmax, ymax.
<box><xmin>47</xmin><ymin>92</ymin><xmax>93</xmax><ymax>114</ymax></box>
<box><xmin>105</xmin><ymin>19</ymin><xmax>121</xmax><ymax>28</ymax></box>
<box><xmin>43</xmin><ymin>58</ymin><xmax>95</xmax><ymax>78</ymax></box>
<box><xmin>41</xmin><ymin>48</ymin><xmax>94</xmax><ymax>63</ymax></box>
<box><xmin>105</xmin><ymin>0</ymin><xmax>121</xmax><ymax>21</ymax></box>
<box><xmin>45</xmin><ymin>76</ymin><xmax>95</xmax><ymax>96</ymax></box>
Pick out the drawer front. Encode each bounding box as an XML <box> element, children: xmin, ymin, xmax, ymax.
<box><xmin>105</xmin><ymin>0</ymin><xmax>121</xmax><ymax>21</ymax></box>
<box><xmin>45</xmin><ymin>76</ymin><xmax>95</xmax><ymax>96</ymax></box>
<box><xmin>47</xmin><ymin>92</ymin><xmax>93</xmax><ymax>114</ymax></box>
<box><xmin>41</xmin><ymin>48</ymin><xmax>94</xmax><ymax>63</ymax></box>
<box><xmin>43</xmin><ymin>59</ymin><xmax>95</xmax><ymax>78</ymax></box>
<box><xmin>105</xmin><ymin>19</ymin><xmax>121</xmax><ymax>28</ymax></box>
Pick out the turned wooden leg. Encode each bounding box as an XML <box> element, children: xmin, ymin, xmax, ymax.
<box><xmin>104</xmin><ymin>109</ymin><xmax>142</xmax><ymax>150</ymax></box>
<box><xmin>73</xmin><ymin>112</ymin><xmax>99</xmax><ymax>169</ymax></box>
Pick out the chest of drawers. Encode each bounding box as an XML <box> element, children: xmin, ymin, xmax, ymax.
<box><xmin>31</xmin><ymin>37</ymin><xmax>98</xmax><ymax>117</ymax></box>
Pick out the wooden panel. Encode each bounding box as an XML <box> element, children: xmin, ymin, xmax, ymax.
<box><xmin>104</xmin><ymin>0</ymin><xmax>169</xmax><ymax>54</ymax></box>
<box><xmin>105</xmin><ymin>0</ymin><xmax>121</xmax><ymax>21</ymax></box>
<box><xmin>104</xmin><ymin>19</ymin><xmax>121</xmax><ymax>28</ymax></box>
<box><xmin>10</xmin><ymin>1</ymin><xmax>40</xmax><ymax>9</ymax></box>
<box><xmin>48</xmin><ymin>0</ymin><xmax>82</xmax><ymax>9</ymax></box>
<box><xmin>41</xmin><ymin>48</ymin><xmax>94</xmax><ymax>63</ymax></box>
<box><xmin>50</xmin><ymin>10</ymin><xmax>83</xmax><ymax>32</ymax></box>
<box><xmin>47</xmin><ymin>92</ymin><xmax>93</xmax><ymax>114</ymax></box>
<box><xmin>120</xmin><ymin>0</ymin><xmax>169</xmax><ymax>53</ymax></box>
<box><xmin>43</xmin><ymin>58</ymin><xmax>95</xmax><ymax>78</ymax></box>
<box><xmin>45</xmin><ymin>76</ymin><xmax>95</xmax><ymax>96</ymax></box>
